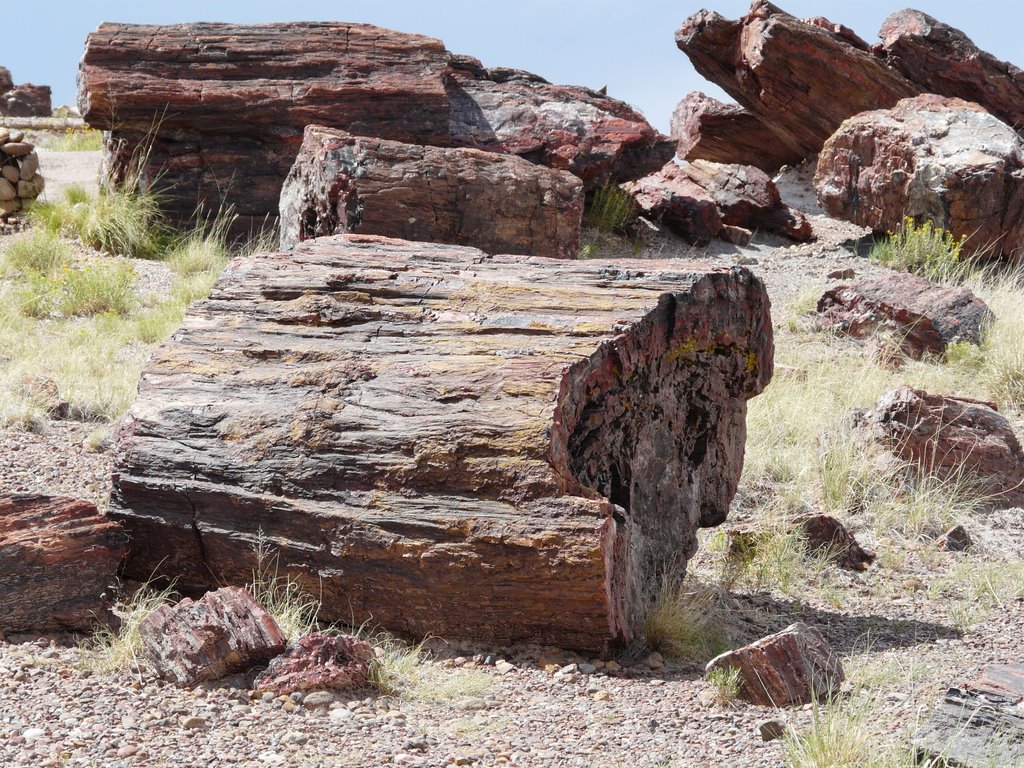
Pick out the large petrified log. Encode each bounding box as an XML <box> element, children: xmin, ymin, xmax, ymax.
<box><xmin>278</xmin><ymin>126</ymin><xmax>583</xmax><ymax>257</ymax></box>
<box><xmin>814</xmin><ymin>94</ymin><xmax>1024</xmax><ymax>260</ymax></box>
<box><xmin>109</xmin><ymin>234</ymin><xmax>772</xmax><ymax>652</ymax></box>
<box><xmin>78</xmin><ymin>23</ymin><xmax>669</xmax><ymax>232</ymax></box>
<box><xmin>0</xmin><ymin>495</ymin><xmax>127</xmax><ymax>633</ymax></box>
<box><xmin>0</xmin><ymin>67</ymin><xmax>52</xmax><ymax>118</ymax></box>
<box><xmin>880</xmin><ymin>10</ymin><xmax>1024</xmax><ymax>131</ymax></box>
<box><xmin>670</xmin><ymin>92</ymin><xmax>801</xmax><ymax>173</ymax></box>
<box><xmin>676</xmin><ymin>1</ymin><xmax>918</xmax><ymax>159</ymax></box>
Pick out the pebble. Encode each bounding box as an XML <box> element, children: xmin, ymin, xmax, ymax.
<box><xmin>495</xmin><ymin>660</ymin><xmax>516</xmax><ymax>675</ymax></box>
<box><xmin>180</xmin><ymin>716</ymin><xmax>207</xmax><ymax>729</ymax></box>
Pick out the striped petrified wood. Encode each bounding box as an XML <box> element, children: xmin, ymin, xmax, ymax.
<box><xmin>109</xmin><ymin>234</ymin><xmax>772</xmax><ymax>652</ymax></box>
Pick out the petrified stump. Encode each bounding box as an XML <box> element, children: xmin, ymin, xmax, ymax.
<box><xmin>279</xmin><ymin>126</ymin><xmax>583</xmax><ymax>257</ymax></box>
<box><xmin>0</xmin><ymin>495</ymin><xmax>126</xmax><ymax>633</ymax></box>
<box><xmin>138</xmin><ymin>586</ymin><xmax>287</xmax><ymax>685</ymax></box>
<box><xmin>109</xmin><ymin>234</ymin><xmax>772</xmax><ymax>652</ymax></box>
<box><xmin>815</xmin><ymin>94</ymin><xmax>1024</xmax><ymax>260</ymax></box>
<box><xmin>78</xmin><ymin>23</ymin><xmax>669</xmax><ymax>233</ymax></box>
<box><xmin>676</xmin><ymin>1</ymin><xmax>918</xmax><ymax>159</ymax></box>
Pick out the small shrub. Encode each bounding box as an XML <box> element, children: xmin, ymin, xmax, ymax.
<box><xmin>56</xmin><ymin>260</ymin><xmax>137</xmax><ymax>317</ymax></box>
<box><xmin>705</xmin><ymin>666</ymin><xmax>741</xmax><ymax>705</ymax></box>
<box><xmin>1</xmin><ymin>230</ymin><xmax>71</xmax><ymax>277</ymax></box>
<box><xmin>585</xmin><ymin>184</ymin><xmax>639</xmax><ymax>234</ymax></box>
<box><xmin>82</xmin><ymin>582</ymin><xmax>178</xmax><ymax>676</ymax></box>
<box><xmin>870</xmin><ymin>217</ymin><xmax>962</xmax><ymax>279</ymax></box>
<box><xmin>643</xmin><ymin>579</ymin><xmax>730</xmax><ymax>661</ymax></box>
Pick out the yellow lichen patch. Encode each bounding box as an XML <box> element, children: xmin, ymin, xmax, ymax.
<box><xmin>500</xmin><ymin>380</ymin><xmax>555</xmax><ymax>398</ymax></box>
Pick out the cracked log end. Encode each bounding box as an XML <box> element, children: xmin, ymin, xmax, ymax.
<box><xmin>110</xmin><ymin>235</ymin><xmax>772</xmax><ymax>652</ymax></box>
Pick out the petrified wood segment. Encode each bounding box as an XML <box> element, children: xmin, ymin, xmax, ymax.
<box><xmin>0</xmin><ymin>495</ymin><xmax>126</xmax><ymax>633</ymax></box>
<box><xmin>109</xmin><ymin>234</ymin><xmax>772</xmax><ymax>652</ymax></box>
<box><xmin>278</xmin><ymin>126</ymin><xmax>583</xmax><ymax>257</ymax></box>
<box><xmin>676</xmin><ymin>1</ymin><xmax>918</xmax><ymax>158</ymax></box>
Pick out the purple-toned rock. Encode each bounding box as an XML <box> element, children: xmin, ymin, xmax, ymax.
<box><xmin>706</xmin><ymin>622</ymin><xmax>845</xmax><ymax>707</ymax></box>
<box><xmin>796</xmin><ymin>515</ymin><xmax>874</xmax><ymax>571</ymax></box>
<box><xmin>623</xmin><ymin>160</ymin><xmax>812</xmax><ymax>245</ymax></box>
<box><xmin>138</xmin><ymin>586</ymin><xmax>287</xmax><ymax>685</ymax></box>
<box><xmin>815</xmin><ymin>94</ymin><xmax>1024</xmax><ymax>260</ymax></box>
<box><xmin>817</xmin><ymin>272</ymin><xmax>992</xmax><ymax>359</ymax></box>
<box><xmin>0</xmin><ymin>495</ymin><xmax>126</xmax><ymax>633</ymax></box>
<box><xmin>278</xmin><ymin>125</ymin><xmax>583</xmax><ymax>257</ymax></box>
<box><xmin>853</xmin><ymin>386</ymin><xmax>1024</xmax><ymax>509</ymax></box>
<box><xmin>880</xmin><ymin>10</ymin><xmax>1024</xmax><ymax>131</ymax></box>
<box><xmin>253</xmin><ymin>633</ymin><xmax>373</xmax><ymax>695</ymax></box>
<box><xmin>671</xmin><ymin>92</ymin><xmax>801</xmax><ymax>172</ymax></box>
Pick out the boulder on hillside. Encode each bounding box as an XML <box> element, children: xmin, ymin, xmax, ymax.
<box><xmin>278</xmin><ymin>125</ymin><xmax>583</xmax><ymax>257</ymax></box>
<box><xmin>253</xmin><ymin>633</ymin><xmax>374</xmax><ymax>695</ymax></box>
<box><xmin>676</xmin><ymin>1</ymin><xmax>918</xmax><ymax>159</ymax></box>
<box><xmin>623</xmin><ymin>160</ymin><xmax>812</xmax><ymax>245</ymax></box>
<box><xmin>671</xmin><ymin>92</ymin><xmax>801</xmax><ymax>173</ymax></box>
<box><xmin>108</xmin><ymin>234</ymin><xmax>773</xmax><ymax>653</ymax></box>
<box><xmin>78</xmin><ymin>23</ymin><xmax>670</xmax><ymax>232</ymax></box>
<box><xmin>880</xmin><ymin>10</ymin><xmax>1024</xmax><ymax>131</ymax></box>
<box><xmin>816</xmin><ymin>272</ymin><xmax>992</xmax><ymax>359</ymax></box>
<box><xmin>0</xmin><ymin>495</ymin><xmax>126</xmax><ymax>633</ymax></box>
<box><xmin>815</xmin><ymin>94</ymin><xmax>1024</xmax><ymax>260</ymax></box>
<box><xmin>853</xmin><ymin>386</ymin><xmax>1024</xmax><ymax>509</ymax></box>
<box><xmin>706</xmin><ymin>622</ymin><xmax>845</xmax><ymax>707</ymax></box>
<box><xmin>138</xmin><ymin>586</ymin><xmax>287</xmax><ymax>686</ymax></box>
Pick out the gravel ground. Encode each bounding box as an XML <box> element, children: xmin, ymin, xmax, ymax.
<box><xmin>35</xmin><ymin>148</ymin><xmax>102</xmax><ymax>201</ymax></box>
<box><xmin>3</xmin><ymin>153</ymin><xmax>1023</xmax><ymax>767</ymax></box>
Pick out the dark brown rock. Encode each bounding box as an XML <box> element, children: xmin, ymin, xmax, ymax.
<box><xmin>79</xmin><ymin>23</ymin><xmax>669</xmax><ymax>232</ymax></box>
<box><xmin>278</xmin><ymin>126</ymin><xmax>583</xmax><ymax>257</ymax></box>
<box><xmin>815</xmin><ymin>94</ymin><xmax>1024</xmax><ymax>260</ymax></box>
<box><xmin>795</xmin><ymin>515</ymin><xmax>874</xmax><ymax>571</ymax></box>
<box><xmin>109</xmin><ymin>234</ymin><xmax>773</xmax><ymax>653</ymax></box>
<box><xmin>138</xmin><ymin>586</ymin><xmax>287</xmax><ymax>685</ymax></box>
<box><xmin>0</xmin><ymin>495</ymin><xmax>126</xmax><ymax>633</ymax></box>
<box><xmin>253</xmin><ymin>633</ymin><xmax>373</xmax><ymax>695</ymax></box>
<box><xmin>880</xmin><ymin>10</ymin><xmax>1024</xmax><ymax>131</ymax></box>
<box><xmin>623</xmin><ymin>160</ymin><xmax>812</xmax><ymax>245</ymax></box>
<box><xmin>853</xmin><ymin>386</ymin><xmax>1024</xmax><ymax>509</ymax></box>
<box><xmin>670</xmin><ymin>92</ymin><xmax>801</xmax><ymax>172</ymax></box>
<box><xmin>676</xmin><ymin>1</ymin><xmax>918</xmax><ymax>159</ymax></box>
<box><xmin>2</xmin><ymin>84</ymin><xmax>52</xmax><ymax>118</ymax></box>
<box><xmin>705</xmin><ymin>622</ymin><xmax>844</xmax><ymax>707</ymax></box>
<box><xmin>937</xmin><ymin>524</ymin><xmax>973</xmax><ymax>552</ymax></box>
<box><xmin>817</xmin><ymin>272</ymin><xmax>992</xmax><ymax>359</ymax></box>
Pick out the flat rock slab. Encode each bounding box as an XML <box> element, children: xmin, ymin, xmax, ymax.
<box><xmin>0</xmin><ymin>495</ymin><xmax>126</xmax><ymax>633</ymax></box>
<box><xmin>279</xmin><ymin>125</ymin><xmax>583</xmax><ymax>257</ymax></box>
<box><xmin>138</xmin><ymin>586</ymin><xmax>287</xmax><ymax>686</ymax></box>
<box><xmin>109</xmin><ymin>234</ymin><xmax>772</xmax><ymax>652</ymax></box>
<box><xmin>705</xmin><ymin>622</ymin><xmax>845</xmax><ymax>707</ymax></box>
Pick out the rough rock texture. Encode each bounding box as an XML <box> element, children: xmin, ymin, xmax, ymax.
<box><xmin>675</xmin><ymin>1</ymin><xmax>918</xmax><ymax>159</ymax></box>
<box><xmin>278</xmin><ymin>126</ymin><xmax>583</xmax><ymax>257</ymax></box>
<box><xmin>815</xmin><ymin>95</ymin><xmax>1024</xmax><ymax>260</ymax></box>
<box><xmin>78</xmin><ymin>23</ymin><xmax>668</xmax><ymax>231</ymax></box>
<box><xmin>623</xmin><ymin>160</ymin><xmax>812</xmax><ymax>245</ymax></box>
<box><xmin>447</xmin><ymin>56</ymin><xmax>674</xmax><ymax>190</ymax></box>
<box><xmin>2</xmin><ymin>84</ymin><xmax>52</xmax><ymax>118</ymax></box>
<box><xmin>706</xmin><ymin>622</ymin><xmax>844</xmax><ymax>707</ymax></box>
<box><xmin>880</xmin><ymin>10</ymin><xmax>1024</xmax><ymax>131</ymax></box>
<box><xmin>138</xmin><ymin>587</ymin><xmax>287</xmax><ymax>686</ymax></box>
<box><xmin>816</xmin><ymin>272</ymin><xmax>992</xmax><ymax>359</ymax></box>
<box><xmin>916</xmin><ymin>664</ymin><xmax>1024</xmax><ymax>767</ymax></box>
<box><xmin>853</xmin><ymin>387</ymin><xmax>1024</xmax><ymax>509</ymax></box>
<box><xmin>109</xmin><ymin>234</ymin><xmax>773</xmax><ymax>652</ymax></box>
<box><xmin>796</xmin><ymin>515</ymin><xmax>874</xmax><ymax>571</ymax></box>
<box><xmin>0</xmin><ymin>495</ymin><xmax>126</xmax><ymax>633</ymax></box>
<box><xmin>253</xmin><ymin>633</ymin><xmax>373</xmax><ymax>696</ymax></box>
<box><xmin>670</xmin><ymin>92</ymin><xmax>801</xmax><ymax>172</ymax></box>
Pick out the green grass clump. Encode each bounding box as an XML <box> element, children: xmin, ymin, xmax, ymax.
<box><xmin>585</xmin><ymin>183</ymin><xmax>639</xmax><ymax>234</ymax></box>
<box><xmin>870</xmin><ymin>217</ymin><xmax>962</xmax><ymax>279</ymax></box>
<box><xmin>249</xmin><ymin>535</ymin><xmax>320</xmax><ymax>641</ymax></box>
<box><xmin>39</xmin><ymin>128</ymin><xmax>105</xmax><ymax>152</ymax></box>
<box><xmin>82</xmin><ymin>583</ymin><xmax>178</xmax><ymax>676</ymax></box>
<box><xmin>643</xmin><ymin>579</ymin><xmax>730</xmax><ymax>661</ymax></box>
<box><xmin>0</xmin><ymin>230</ymin><xmax>71</xmax><ymax>277</ymax></box>
<box><xmin>16</xmin><ymin>260</ymin><xmax>137</xmax><ymax>319</ymax></box>
<box><xmin>782</xmin><ymin>697</ymin><xmax>915</xmax><ymax>768</ymax></box>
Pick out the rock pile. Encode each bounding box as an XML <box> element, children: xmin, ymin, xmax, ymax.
<box><xmin>0</xmin><ymin>66</ymin><xmax>51</xmax><ymax>118</ymax></box>
<box><xmin>0</xmin><ymin>127</ymin><xmax>43</xmax><ymax>218</ymax></box>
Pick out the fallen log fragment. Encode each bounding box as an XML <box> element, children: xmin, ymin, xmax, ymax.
<box><xmin>110</xmin><ymin>234</ymin><xmax>772</xmax><ymax>652</ymax></box>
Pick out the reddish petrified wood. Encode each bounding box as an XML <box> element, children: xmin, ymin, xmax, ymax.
<box><xmin>880</xmin><ymin>10</ymin><xmax>1024</xmax><ymax>131</ymax></box>
<box><xmin>817</xmin><ymin>272</ymin><xmax>991</xmax><ymax>359</ymax></box>
<box><xmin>0</xmin><ymin>495</ymin><xmax>126</xmax><ymax>633</ymax></box>
<box><xmin>253</xmin><ymin>633</ymin><xmax>373</xmax><ymax>695</ymax></box>
<box><xmin>796</xmin><ymin>515</ymin><xmax>874</xmax><ymax>571</ymax></box>
<box><xmin>138</xmin><ymin>586</ymin><xmax>287</xmax><ymax>686</ymax></box>
<box><xmin>670</xmin><ymin>92</ymin><xmax>801</xmax><ymax>173</ymax></box>
<box><xmin>109</xmin><ymin>234</ymin><xmax>773</xmax><ymax>652</ymax></box>
<box><xmin>705</xmin><ymin>622</ymin><xmax>845</xmax><ymax>707</ymax></box>
<box><xmin>676</xmin><ymin>1</ymin><xmax>918</xmax><ymax>159</ymax></box>
<box><xmin>278</xmin><ymin>126</ymin><xmax>583</xmax><ymax>257</ymax></box>
<box><xmin>853</xmin><ymin>386</ymin><xmax>1024</xmax><ymax>509</ymax></box>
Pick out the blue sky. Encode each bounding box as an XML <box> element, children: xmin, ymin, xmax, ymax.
<box><xmin>14</xmin><ymin>1</ymin><xmax>1023</xmax><ymax>132</ymax></box>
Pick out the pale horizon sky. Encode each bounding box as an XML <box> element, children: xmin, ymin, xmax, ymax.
<box><xmin>10</xmin><ymin>1</ymin><xmax>1023</xmax><ymax>133</ymax></box>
